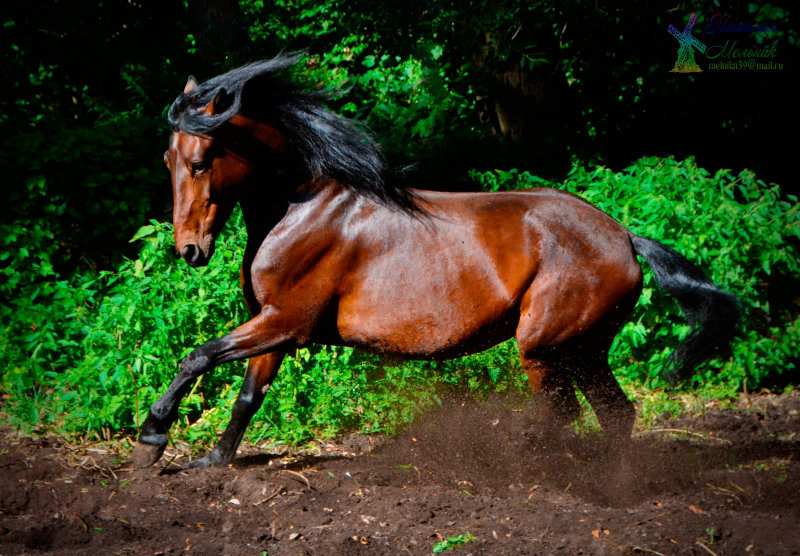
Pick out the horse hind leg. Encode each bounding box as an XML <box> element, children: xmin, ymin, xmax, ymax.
<box><xmin>520</xmin><ymin>354</ymin><xmax>581</xmax><ymax>445</ymax></box>
<box><xmin>184</xmin><ymin>351</ymin><xmax>285</xmax><ymax>469</ymax></box>
<box><xmin>572</xmin><ymin>352</ymin><xmax>641</xmax><ymax>505</ymax></box>
<box><xmin>572</xmin><ymin>354</ymin><xmax>635</xmax><ymax>444</ymax></box>
<box><xmin>515</xmin><ymin>284</ymin><xmax>586</xmax><ymax>445</ymax></box>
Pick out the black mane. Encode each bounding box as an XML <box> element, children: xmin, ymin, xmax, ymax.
<box><xmin>167</xmin><ymin>53</ymin><xmax>419</xmax><ymax>214</ymax></box>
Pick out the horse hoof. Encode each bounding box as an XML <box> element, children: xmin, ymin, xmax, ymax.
<box><xmin>131</xmin><ymin>441</ymin><xmax>166</xmax><ymax>468</ymax></box>
<box><xmin>183</xmin><ymin>454</ymin><xmax>219</xmax><ymax>469</ymax></box>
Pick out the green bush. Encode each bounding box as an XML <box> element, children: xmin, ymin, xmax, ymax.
<box><xmin>1</xmin><ymin>211</ymin><xmax>249</xmax><ymax>435</ymax></box>
<box><xmin>1</xmin><ymin>157</ymin><xmax>797</xmax><ymax>446</ymax></box>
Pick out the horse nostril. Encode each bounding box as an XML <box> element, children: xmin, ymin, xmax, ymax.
<box><xmin>182</xmin><ymin>244</ymin><xmax>200</xmax><ymax>265</ymax></box>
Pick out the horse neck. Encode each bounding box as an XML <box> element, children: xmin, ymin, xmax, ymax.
<box><xmin>237</xmin><ymin>171</ymin><xmax>332</xmax><ymax>241</ymax></box>
<box><xmin>239</xmin><ymin>177</ymin><xmax>291</xmax><ymax>250</ymax></box>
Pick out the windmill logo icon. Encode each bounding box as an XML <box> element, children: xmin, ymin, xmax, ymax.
<box><xmin>668</xmin><ymin>13</ymin><xmax>706</xmax><ymax>72</ymax></box>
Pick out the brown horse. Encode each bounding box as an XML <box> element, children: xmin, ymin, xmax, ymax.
<box><xmin>132</xmin><ymin>55</ymin><xmax>738</xmax><ymax>469</ymax></box>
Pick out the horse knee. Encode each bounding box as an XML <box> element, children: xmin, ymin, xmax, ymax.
<box><xmin>231</xmin><ymin>388</ymin><xmax>264</xmax><ymax>420</ymax></box>
<box><xmin>179</xmin><ymin>344</ymin><xmax>216</xmax><ymax>377</ymax></box>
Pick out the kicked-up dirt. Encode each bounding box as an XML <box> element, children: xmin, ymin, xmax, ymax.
<box><xmin>1</xmin><ymin>391</ymin><xmax>799</xmax><ymax>555</ymax></box>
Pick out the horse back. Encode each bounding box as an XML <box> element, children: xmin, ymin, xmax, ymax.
<box><xmin>331</xmin><ymin>187</ymin><xmax>641</xmax><ymax>357</ymax></box>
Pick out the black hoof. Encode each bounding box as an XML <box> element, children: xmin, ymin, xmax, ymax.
<box><xmin>131</xmin><ymin>440</ymin><xmax>167</xmax><ymax>468</ymax></box>
<box><xmin>183</xmin><ymin>453</ymin><xmax>226</xmax><ymax>469</ymax></box>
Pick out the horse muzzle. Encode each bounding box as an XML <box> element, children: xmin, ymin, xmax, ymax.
<box><xmin>181</xmin><ymin>242</ymin><xmax>213</xmax><ymax>267</ymax></box>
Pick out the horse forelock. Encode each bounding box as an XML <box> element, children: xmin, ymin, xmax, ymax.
<box><xmin>167</xmin><ymin>53</ymin><xmax>303</xmax><ymax>134</ymax></box>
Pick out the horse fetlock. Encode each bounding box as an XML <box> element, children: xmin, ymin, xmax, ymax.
<box><xmin>596</xmin><ymin>402</ymin><xmax>636</xmax><ymax>440</ymax></box>
<box><xmin>130</xmin><ymin>410</ymin><xmax>172</xmax><ymax>468</ymax></box>
<box><xmin>602</xmin><ymin>416</ymin><xmax>635</xmax><ymax>443</ymax></box>
<box><xmin>146</xmin><ymin>401</ymin><xmax>174</xmax><ymax>423</ymax></box>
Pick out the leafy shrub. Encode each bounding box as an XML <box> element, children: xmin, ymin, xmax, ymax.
<box><xmin>1</xmin><ymin>211</ymin><xmax>249</xmax><ymax>435</ymax></box>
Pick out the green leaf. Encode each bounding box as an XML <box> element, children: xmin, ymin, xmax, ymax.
<box><xmin>129</xmin><ymin>225</ymin><xmax>156</xmax><ymax>243</ymax></box>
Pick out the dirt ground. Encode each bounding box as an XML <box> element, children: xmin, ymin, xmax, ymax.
<box><xmin>1</xmin><ymin>391</ymin><xmax>799</xmax><ymax>555</ymax></box>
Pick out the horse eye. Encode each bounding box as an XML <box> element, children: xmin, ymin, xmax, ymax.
<box><xmin>191</xmin><ymin>161</ymin><xmax>208</xmax><ymax>175</ymax></box>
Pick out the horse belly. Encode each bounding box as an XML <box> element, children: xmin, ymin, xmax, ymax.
<box><xmin>337</xmin><ymin>301</ymin><xmax>518</xmax><ymax>358</ymax></box>
<box><xmin>335</xmin><ymin>251</ymin><xmax>528</xmax><ymax>358</ymax></box>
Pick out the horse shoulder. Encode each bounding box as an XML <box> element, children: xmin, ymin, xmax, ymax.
<box><xmin>247</xmin><ymin>196</ymin><xmax>360</xmax><ymax>309</ymax></box>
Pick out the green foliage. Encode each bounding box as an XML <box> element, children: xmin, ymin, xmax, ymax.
<box><xmin>2</xmin><ymin>3</ymin><xmax>190</xmax><ymax>269</ymax></box>
<box><xmin>473</xmin><ymin>157</ymin><xmax>800</xmax><ymax>389</ymax></box>
<box><xmin>239</xmin><ymin>0</ymin><xmax>799</xmax><ymax>182</ymax></box>
<box><xmin>432</xmin><ymin>531</ymin><xmax>478</xmax><ymax>553</ymax></box>
<box><xmin>242</xmin><ymin>1</ymin><xmax>479</xmax><ymax>165</ymax></box>
<box><xmin>1</xmin><ymin>212</ymin><xmax>250</xmax><ymax>434</ymax></box>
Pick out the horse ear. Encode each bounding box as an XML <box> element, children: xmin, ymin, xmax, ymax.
<box><xmin>204</xmin><ymin>88</ymin><xmax>234</xmax><ymax>115</ymax></box>
<box><xmin>184</xmin><ymin>75</ymin><xmax>198</xmax><ymax>95</ymax></box>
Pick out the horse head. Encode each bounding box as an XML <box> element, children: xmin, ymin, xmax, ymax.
<box><xmin>165</xmin><ymin>76</ymin><xmax>285</xmax><ymax>267</ymax></box>
<box><xmin>164</xmin><ymin>54</ymin><xmax>417</xmax><ymax>267</ymax></box>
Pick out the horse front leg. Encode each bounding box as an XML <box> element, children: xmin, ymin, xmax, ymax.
<box><xmin>131</xmin><ymin>309</ymin><xmax>298</xmax><ymax>468</ymax></box>
<box><xmin>131</xmin><ymin>368</ymin><xmax>199</xmax><ymax>468</ymax></box>
<box><xmin>184</xmin><ymin>352</ymin><xmax>285</xmax><ymax>469</ymax></box>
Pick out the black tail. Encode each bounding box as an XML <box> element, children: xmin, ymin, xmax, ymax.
<box><xmin>630</xmin><ymin>235</ymin><xmax>739</xmax><ymax>386</ymax></box>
